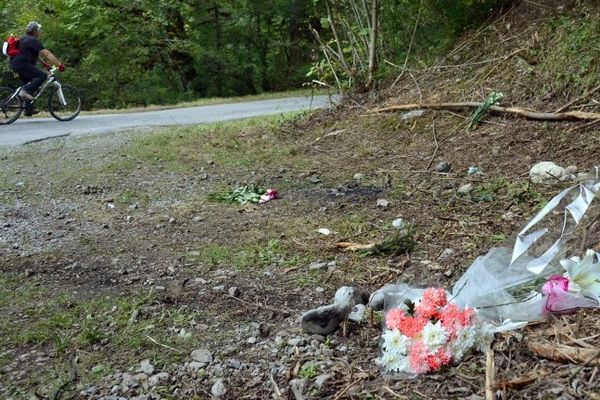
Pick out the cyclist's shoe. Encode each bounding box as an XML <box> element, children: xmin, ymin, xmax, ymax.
<box><xmin>24</xmin><ymin>109</ymin><xmax>40</xmax><ymax>117</ymax></box>
<box><xmin>18</xmin><ymin>90</ymin><xmax>34</xmax><ymax>101</ymax></box>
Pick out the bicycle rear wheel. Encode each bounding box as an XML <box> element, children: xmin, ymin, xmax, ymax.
<box><xmin>48</xmin><ymin>85</ymin><xmax>81</xmax><ymax>121</ymax></box>
<box><xmin>0</xmin><ymin>86</ymin><xmax>22</xmax><ymax>125</ymax></box>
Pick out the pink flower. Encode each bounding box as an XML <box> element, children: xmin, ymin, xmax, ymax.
<box><xmin>259</xmin><ymin>188</ymin><xmax>279</xmax><ymax>204</ymax></box>
<box><xmin>266</xmin><ymin>188</ymin><xmax>278</xmax><ymax>199</ymax></box>
<box><xmin>542</xmin><ymin>275</ymin><xmax>570</xmax><ymax>312</ymax></box>
<box><xmin>426</xmin><ymin>347</ymin><xmax>452</xmax><ymax>371</ymax></box>
<box><xmin>398</xmin><ymin>315</ymin><xmax>429</xmax><ymax>338</ymax></box>
<box><xmin>542</xmin><ymin>275</ymin><xmax>569</xmax><ymax>295</ymax></box>
<box><xmin>422</xmin><ymin>287</ymin><xmax>448</xmax><ymax>308</ymax></box>
<box><xmin>409</xmin><ymin>341</ymin><xmax>431</xmax><ymax>374</ymax></box>
<box><xmin>439</xmin><ymin>303</ymin><xmax>474</xmax><ymax>338</ymax></box>
<box><xmin>386</xmin><ymin>308</ymin><xmax>406</xmax><ymax>330</ymax></box>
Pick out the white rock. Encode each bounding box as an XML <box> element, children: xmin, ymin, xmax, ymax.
<box><xmin>317</xmin><ymin>228</ymin><xmax>332</xmax><ymax>236</ymax></box>
<box><xmin>457</xmin><ymin>183</ymin><xmax>473</xmax><ymax>194</ymax></box>
<box><xmin>530</xmin><ymin>161</ymin><xmax>573</xmax><ymax>185</ymax></box>
<box><xmin>191</xmin><ymin>348</ymin><xmax>212</xmax><ymax>364</ymax></box>
<box><xmin>211</xmin><ymin>379</ymin><xmax>227</xmax><ymax>397</ymax></box>
<box><xmin>333</xmin><ymin>286</ymin><xmax>356</xmax><ymax>306</ymax></box>
<box><xmin>376</xmin><ymin>199</ymin><xmax>389</xmax><ymax>208</ymax></box>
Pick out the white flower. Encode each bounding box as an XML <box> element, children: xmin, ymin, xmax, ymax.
<box><xmin>382</xmin><ymin>329</ymin><xmax>410</xmax><ymax>355</ymax></box>
<box><xmin>421</xmin><ymin>321</ymin><xmax>448</xmax><ymax>349</ymax></box>
<box><xmin>380</xmin><ymin>351</ymin><xmax>411</xmax><ymax>373</ymax></box>
<box><xmin>560</xmin><ymin>249</ymin><xmax>600</xmax><ymax>302</ymax></box>
<box><xmin>451</xmin><ymin>326</ymin><xmax>476</xmax><ymax>361</ymax></box>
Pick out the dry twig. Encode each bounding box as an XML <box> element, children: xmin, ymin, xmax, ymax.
<box><xmin>372</xmin><ymin>102</ymin><xmax>600</xmax><ymax>121</ymax></box>
<box><xmin>486</xmin><ymin>348</ymin><xmax>497</xmax><ymax>400</ymax></box>
<box><xmin>527</xmin><ymin>341</ymin><xmax>600</xmax><ymax>366</ymax></box>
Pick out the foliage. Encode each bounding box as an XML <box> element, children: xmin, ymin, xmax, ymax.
<box><xmin>309</xmin><ymin>0</ymin><xmax>512</xmax><ymax>90</ymax></box>
<box><xmin>207</xmin><ymin>185</ymin><xmax>267</xmax><ymax>205</ymax></box>
<box><xmin>0</xmin><ymin>0</ymin><xmax>318</xmax><ymax>108</ymax></box>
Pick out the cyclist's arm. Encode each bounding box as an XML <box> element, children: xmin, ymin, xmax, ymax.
<box><xmin>39</xmin><ymin>49</ymin><xmax>62</xmax><ymax>67</ymax></box>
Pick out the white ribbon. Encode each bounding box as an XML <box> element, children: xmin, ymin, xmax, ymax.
<box><xmin>510</xmin><ymin>181</ymin><xmax>600</xmax><ymax>274</ymax></box>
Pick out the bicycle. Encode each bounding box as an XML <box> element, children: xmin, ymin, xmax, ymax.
<box><xmin>0</xmin><ymin>66</ymin><xmax>81</xmax><ymax>125</ymax></box>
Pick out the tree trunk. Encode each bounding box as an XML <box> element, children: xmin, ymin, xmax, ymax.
<box><xmin>368</xmin><ymin>0</ymin><xmax>380</xmax><ymax>87</ymax></box>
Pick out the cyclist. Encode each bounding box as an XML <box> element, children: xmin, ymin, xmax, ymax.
<box><xmin>9</xmin><ymin>21</ymin><xmax>65</xmax><ymax>116</ymax></box>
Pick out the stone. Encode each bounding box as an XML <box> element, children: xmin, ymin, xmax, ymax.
<box><xmin>434</xmin><ymin>161</ymin><xmax>451</xmax><ymax>173</ymax></box>
<box><xmin>212</xmin><ymin>285</ymin><xmax>226</xmax><ymax>292</ymax></box>
<box><xmin>566</xmin><ymin>165</ymin><xmax>577</xmax><ymax>174</ymax></box>
<box><xmin>228</xmin><ymin>286</ymin><xmax>241</xmax><ymax>297</ymax></box>
<box><xmin>211</xmin><ymin>379</ymin><xmax>227</xmax><ymax>397</ymax></box>
<box><xmin>148</xmin><ymin>372</ymin><xmax>169</xmax><ymax>387</ymax></box>
<box><xmin>246</xmin><ymin>337</ymin><xmax>257</xmax><ymax>344</ymax></box>
<box><xmin>353</xmin><ymin>173</ymin><xmax>365</xmax><ymax>180</ymax></box>
<box><xmin>301</xmin><ymin>303</ymin><xmax>348</xmax><ymax>335</ymax></box>
<box><xmin>290</xmin><ymin>379</ymin><xmax>307</xmax><ymax>400</ymax></box>
<box><xmin>457</xmin><ymin>183</ymin><xmax>473</xmax><ymax>194</ymax></box>
<box><xmin>139</xmin><ymin>359</ymin><xmax>154</xmax><ymax>375</ymax></box>
<box><xmin>348</xmin><ymin>304</ymin><xmax>367</xmax><ymax>322</ymax></box>
<box><xmin>287</xmin><ymin>338</ymin><xmax>306</xmax><ymax>347</ymax></box>
<box><xmin>121</xmin><ymin>373</ymin><xmax>139</xmax><ymax>388</ymax></box>
<box><xmin>309</xmin><ymin>261</ymin><xmax>328</xmax><ymax>271</ymax></box>
<box><xmin>376</xmin><ymin>198</ymin><xmax>389</xmax><ymax>208</ymax></box>
<box><xmin>438</xmin><ymin>248</ymin><xmax>455</xmax><ymax>260</ymax></box>
<box><xmin>314</xmin><ymin>374</ymin><xmax>333</xmax><ymax>387</ymax></box>
<box><xmin>188</xmin><ymin>361</ymin><xmax>204</xmax><ymax>371</ymax></box>
<box><xmin>530</xmin><ymin>161</ymin><xmax>573</xmax><ymax>185</ymax></box>
<box><xmin>191</xmin><ymin>348</ymin><xmax>212</xmax><ymax>364</ymax></box>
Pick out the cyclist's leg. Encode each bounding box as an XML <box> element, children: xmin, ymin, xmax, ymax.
<box><xmin>11</xmin><ymin>63</ymin><xmax>46</xmax><ymax>115</ymax></box>
<box><xmin>20</xmin><ymin>65</ymin><xmax>47</xmax><ymax>94</ymax></box>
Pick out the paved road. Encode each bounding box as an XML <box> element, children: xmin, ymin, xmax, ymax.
<box><xmin>0</xmin><ymin>95</ymin><xmax>334</xmax><ymax>147</ymax></box>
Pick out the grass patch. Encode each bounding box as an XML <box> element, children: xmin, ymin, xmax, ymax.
<box><xmin>0</xmin><ymin>273</ymin><xmax>211</xmax><ymax>394</ymax></box>
<box><xmin>187</xmin><ymin>239</ymin><xmax>309</xmax><ymax>271</ymax></box>
<box><xmin>104</xmin><ymin>114</ymin><xmax>307</xmax><ymax>174</ymax></box>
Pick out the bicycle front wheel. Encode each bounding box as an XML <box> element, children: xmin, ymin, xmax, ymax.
<box><xmin>0</xmin><ymin>86</ymin><xmax>22</xmax><ymax>125</ymax></box>
<box><xmin>48</xmin><ymin>85</ymin><xmax>81</xmax><ymax>121</ymax></box>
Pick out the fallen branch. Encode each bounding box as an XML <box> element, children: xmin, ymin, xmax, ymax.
<box><xmin>372</xmin><ymin>102</ymin><xmax>600</xmax><ymax>121</ymax></box>
<box><xmin>555</xmin><ymin>83</ymin><xmax>600</xmax><ymax>113</ymax></box>
<box><xmin>527</xmin><ymin>341</ymin><xmax>600</xmax><ymax>365</ymax></box>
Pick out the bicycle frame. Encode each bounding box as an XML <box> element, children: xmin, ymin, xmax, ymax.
<box><xmin>4</xmin><ymin>66</ymin><xmax>68</xmax><ymax>108</ymax></box>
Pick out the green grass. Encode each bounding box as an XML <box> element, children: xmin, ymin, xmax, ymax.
<box><xmin>539</xmin><ymin>7</ymin><xmax>600</xmax><ymax>98</ymax></box>
<box><xmin>186</xmin><ymin>239</ymin><xmax>307</xmax><ymax>271</ymax></box>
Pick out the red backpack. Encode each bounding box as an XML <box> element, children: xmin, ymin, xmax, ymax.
<box><xmin>2</xmin><ymin>34</ymin><xmax>20</xmax><ymax>57</ymax></box>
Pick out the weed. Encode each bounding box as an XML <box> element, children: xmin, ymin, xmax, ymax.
<box><xmin>299</xmin><ymin>362</ymin><xmax>319</xmax><ymax>379</ymax></box>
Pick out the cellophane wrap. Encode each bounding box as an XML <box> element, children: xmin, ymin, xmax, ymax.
<box><xmin>452</xmin><ymin>172</ymin><xmax>600</xmax><ymax>325</ymax></box>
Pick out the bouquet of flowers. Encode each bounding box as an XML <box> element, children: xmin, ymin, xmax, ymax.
<box><xmin>380</xmin><ymin>287</ymin><xmax>493</xmax><ymax>375</ymax></box>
